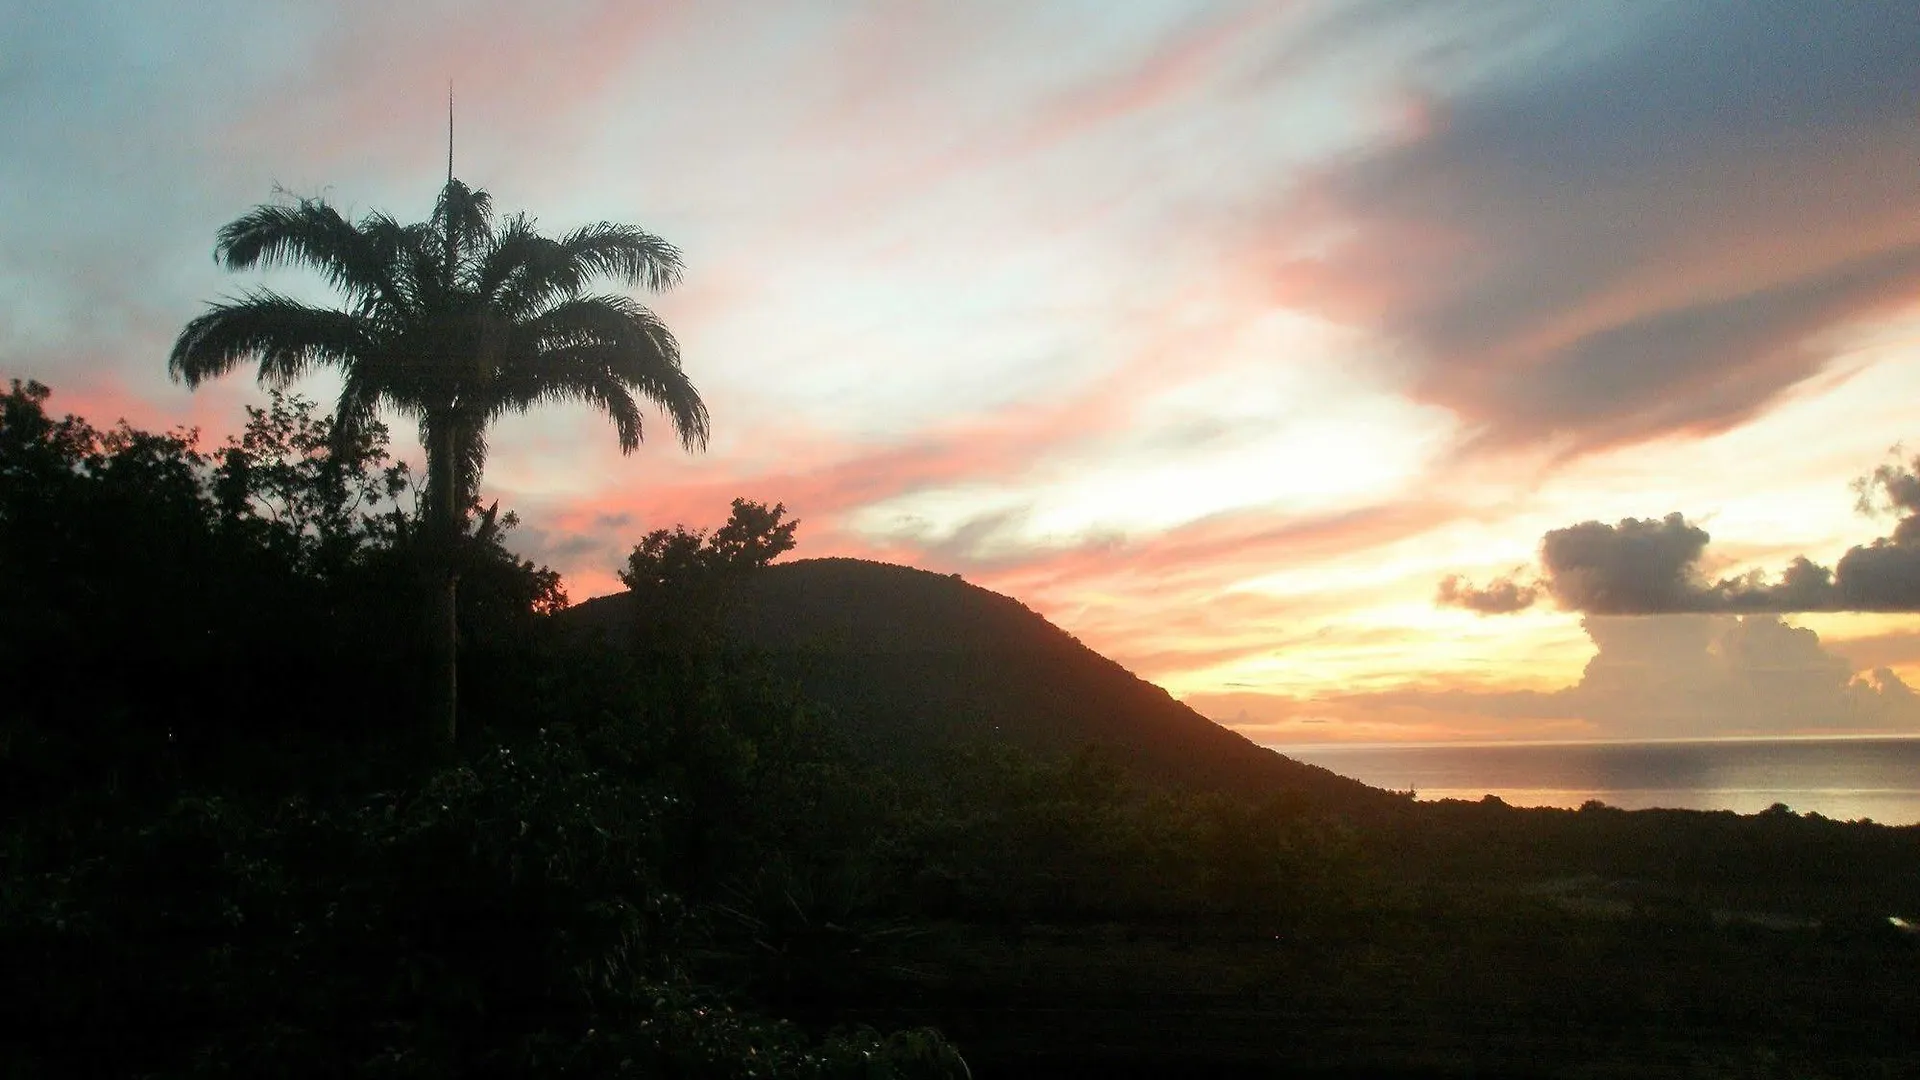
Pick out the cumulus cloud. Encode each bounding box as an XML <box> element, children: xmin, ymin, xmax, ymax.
<box><xmin>1439</xmin><ymin>453</ymin><xmax>1920</xmax><ymax>615</ymax></box>
<box><xmin>1435</xmin><ymin>572</ymin><xmax>1537</xmax><ymax>614</ymax></box>
<box><xmin>1569</xmin><ymin>614</ymin><xmax>1917</xmax><ymax>736</ymax></box>
<box><xmin>1535</xmin><ymin>513</ymin><xmax>1710</xmax><ymax>613</ymax></box>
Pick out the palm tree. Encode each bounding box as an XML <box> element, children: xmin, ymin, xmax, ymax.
<box><xmin>169</xmin><ymin>177</ymin><xmax>709</xmax><ymax>749</ymax></box>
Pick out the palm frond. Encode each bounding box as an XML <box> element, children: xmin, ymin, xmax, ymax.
<box><xmin>168</xmin><ymin>291</ymin><xmax>370</xmax><ymax>389</ymax></box>
<box><xmin>605</xmin><ymin>344</ymin><xmax>709</xmax><ymax>452</ymax></box>
<box><xmin>555</xmin><ymin>221</ymin><xmax>684</xmax><ymax>292</ymax></box>
<box><xmin>474</xmin><ymin>214</ymin><xmax>562</xmax><ymax>315</ymax></box>
<box><xmin>214</xmin><ymin>198</ymin><xmax>413</xmax><ymax>317</ymax></box>
<box><xmin>490</xmin><ymin>365</ymin><xmax>648</xmax><ymax>452</ymax></box>
<box><xmin>432</xmin><ymin>179</ymin><xmax>495</xmax><ymax>285</ymax></box>
<box><xmin>331</xmin><ymin>366</ymin><xmax>414</xmax><ymax>459</ymax></box>
<box><xmin>477</xmin><ymin>219</ymin><xmax>683</xmax><ymax>323</ymax></box>
<box><xmin>519</xmin><ymin>293</ymin><xmax>662</xmax><ymax>350</ymax></box>
<box><xmin>494</xmin><ymin>295</ymin><xmax>709</xmax><ymax>453</ymax></box>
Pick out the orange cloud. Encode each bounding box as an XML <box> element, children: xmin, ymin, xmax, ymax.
<box><xmin>1217</xmin><ymin>613</ymin><xmax>1920</xmax><ymax>745</ymax></box>
<box><xmin>1183</xmin><ymin>688</ymin><xmax>1595</xmax><ymax>746</ymax></box>
<box><xmin>1827</xmin><ymin>629</ymin><xmax>1920</xmax><ymax>676</ymax></box>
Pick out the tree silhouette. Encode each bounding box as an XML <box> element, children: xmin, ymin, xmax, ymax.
<box><xmin>169</xmin><ymin>178</ymin><xmax>708</xmax><ymax>749</ymax></box>
<box><xmin>619</xmin><ymin>499</ymin><xmax>798</xmax><ymax>665</ymax></box>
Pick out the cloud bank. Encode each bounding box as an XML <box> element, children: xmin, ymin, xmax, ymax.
<box><xmin>1439</xmin><ymin>454</ymin><xmax>1920</xmax><ymax>615</ymax></box>
<box><xmin>1207</xmin><ymin>613</ymin><xmax>1920</xmax><ymax>743</ymax></box>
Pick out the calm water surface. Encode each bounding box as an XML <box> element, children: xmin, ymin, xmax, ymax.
<box><xmin>1277</xmin><ymin>736</ymin><xmax>1920</xmax><ymax>825</ymax></box>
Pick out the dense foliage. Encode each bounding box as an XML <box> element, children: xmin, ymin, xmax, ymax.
<box><xmin>0</xmin><ymin>385</ymin><xmax>961</xmax><ymax>1076</ymax></box>
<box><xmin>5</xmin><ymin>386</ymin><xmax>1918</xmax><ymax>1077</ymax></box>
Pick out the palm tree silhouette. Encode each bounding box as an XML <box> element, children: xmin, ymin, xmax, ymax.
<box><xmin>169</xmin><ymin>176</ymin><xmax>708</xmax><ymax>749</ymax></box>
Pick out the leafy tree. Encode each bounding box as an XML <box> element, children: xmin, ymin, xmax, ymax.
<box><xmin>619</xmin><ymin>499</ymin><xmax>797</xmax><ymax>661</ymax></box>
<box><xmin>620</xmin><ymin>498</ymin><xmax>798</xmax><ymax>589</ymax></box>
<box><xmin>0</xmin><ymin>384</ymin><xmax>565</xmax><ymax>780</ymax></box>
<box><xmin>212</xmin><ymin>389</ymin><xmax>415</xmax><ymax>578</ymax></box>
<box><xmin>168</xmin><ymin>177</ymin><xmax>710</xmax><ymax>750</ymax></box>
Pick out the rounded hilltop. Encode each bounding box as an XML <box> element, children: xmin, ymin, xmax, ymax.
<box><xmin>567</xmin><ymin>556</ymin><xmax>1385</xmax><ymax>810</ymax></box>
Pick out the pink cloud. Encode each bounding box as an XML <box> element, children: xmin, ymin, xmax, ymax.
<box><xmin>220</xmin><ymin>1</ymin><xmax>697</xmax><ymax>181</ymax></box>
<box><xmin>1005</xmin><ymin>6</ymin><xmax>1277</xmax><ymax>154</ymax></box>
<box><xmin>14</xmin><ymin>369</ymin><xmax>255</xmax><ymax>449</ymax></box>
<box><xmin>805</xmin><ymin>5</ymin><xmax>1284</xmax><ymax>214</ymax></box>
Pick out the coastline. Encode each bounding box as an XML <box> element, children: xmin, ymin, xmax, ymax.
<box><xmin>1274</xmin><ymin>735</ymin><xmax>1920</xmax><ymax>824</ymax></box>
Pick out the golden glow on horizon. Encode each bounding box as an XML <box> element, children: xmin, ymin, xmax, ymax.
<box><xmin>1157</xmin><ymin>608</ymin><xmax>1590</xmax><ymax>698</ymax></box>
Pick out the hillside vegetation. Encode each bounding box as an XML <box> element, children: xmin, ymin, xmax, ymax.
<box><xmin>567</xmin><ymin>558</ymin><xmax>1380</xmax><ymax>807</ymax></box>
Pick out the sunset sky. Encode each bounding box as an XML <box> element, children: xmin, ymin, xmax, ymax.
<box><xmin>7</xmin><ymin>1</ymin><xmax>1920</xmax><ymax>744</ymax></box>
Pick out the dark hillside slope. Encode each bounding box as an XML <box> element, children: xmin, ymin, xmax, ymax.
<box><xmin>566</xmin><ymin>558</ymin><xmax>1385</xmax><ymax>810</ymax></box>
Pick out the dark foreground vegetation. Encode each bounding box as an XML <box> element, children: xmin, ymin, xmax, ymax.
<box><xmin>5</xmin><ymin>383</ymin><xmax>1919</xmax><ymax>1078</ymax></box>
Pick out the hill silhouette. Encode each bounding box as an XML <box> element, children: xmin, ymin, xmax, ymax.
<box><xmin>566</xmin><ymin>557</ymin><xmax>1385</xmax><ymax>810</ymax></box>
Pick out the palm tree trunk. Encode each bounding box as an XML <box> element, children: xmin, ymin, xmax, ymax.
<box><xmin>426</xmin><ymin>414</ymin><xmax>461</xmax><ymax>753</ymax></box>
<box><xmin>426</xmin><ymin>187</ymin><xmax>468</xmax><ymax>757</ymax></box>
<box><xmin>429</xmin><ymin>564</ymin><xmax>458</xmax><ymax>751</ymax></box>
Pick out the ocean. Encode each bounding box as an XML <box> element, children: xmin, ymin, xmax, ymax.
<box><xmin>1276</xmin><ymin>736</ymin><xmax>1920</xmax><ymax>825</ymax></box>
